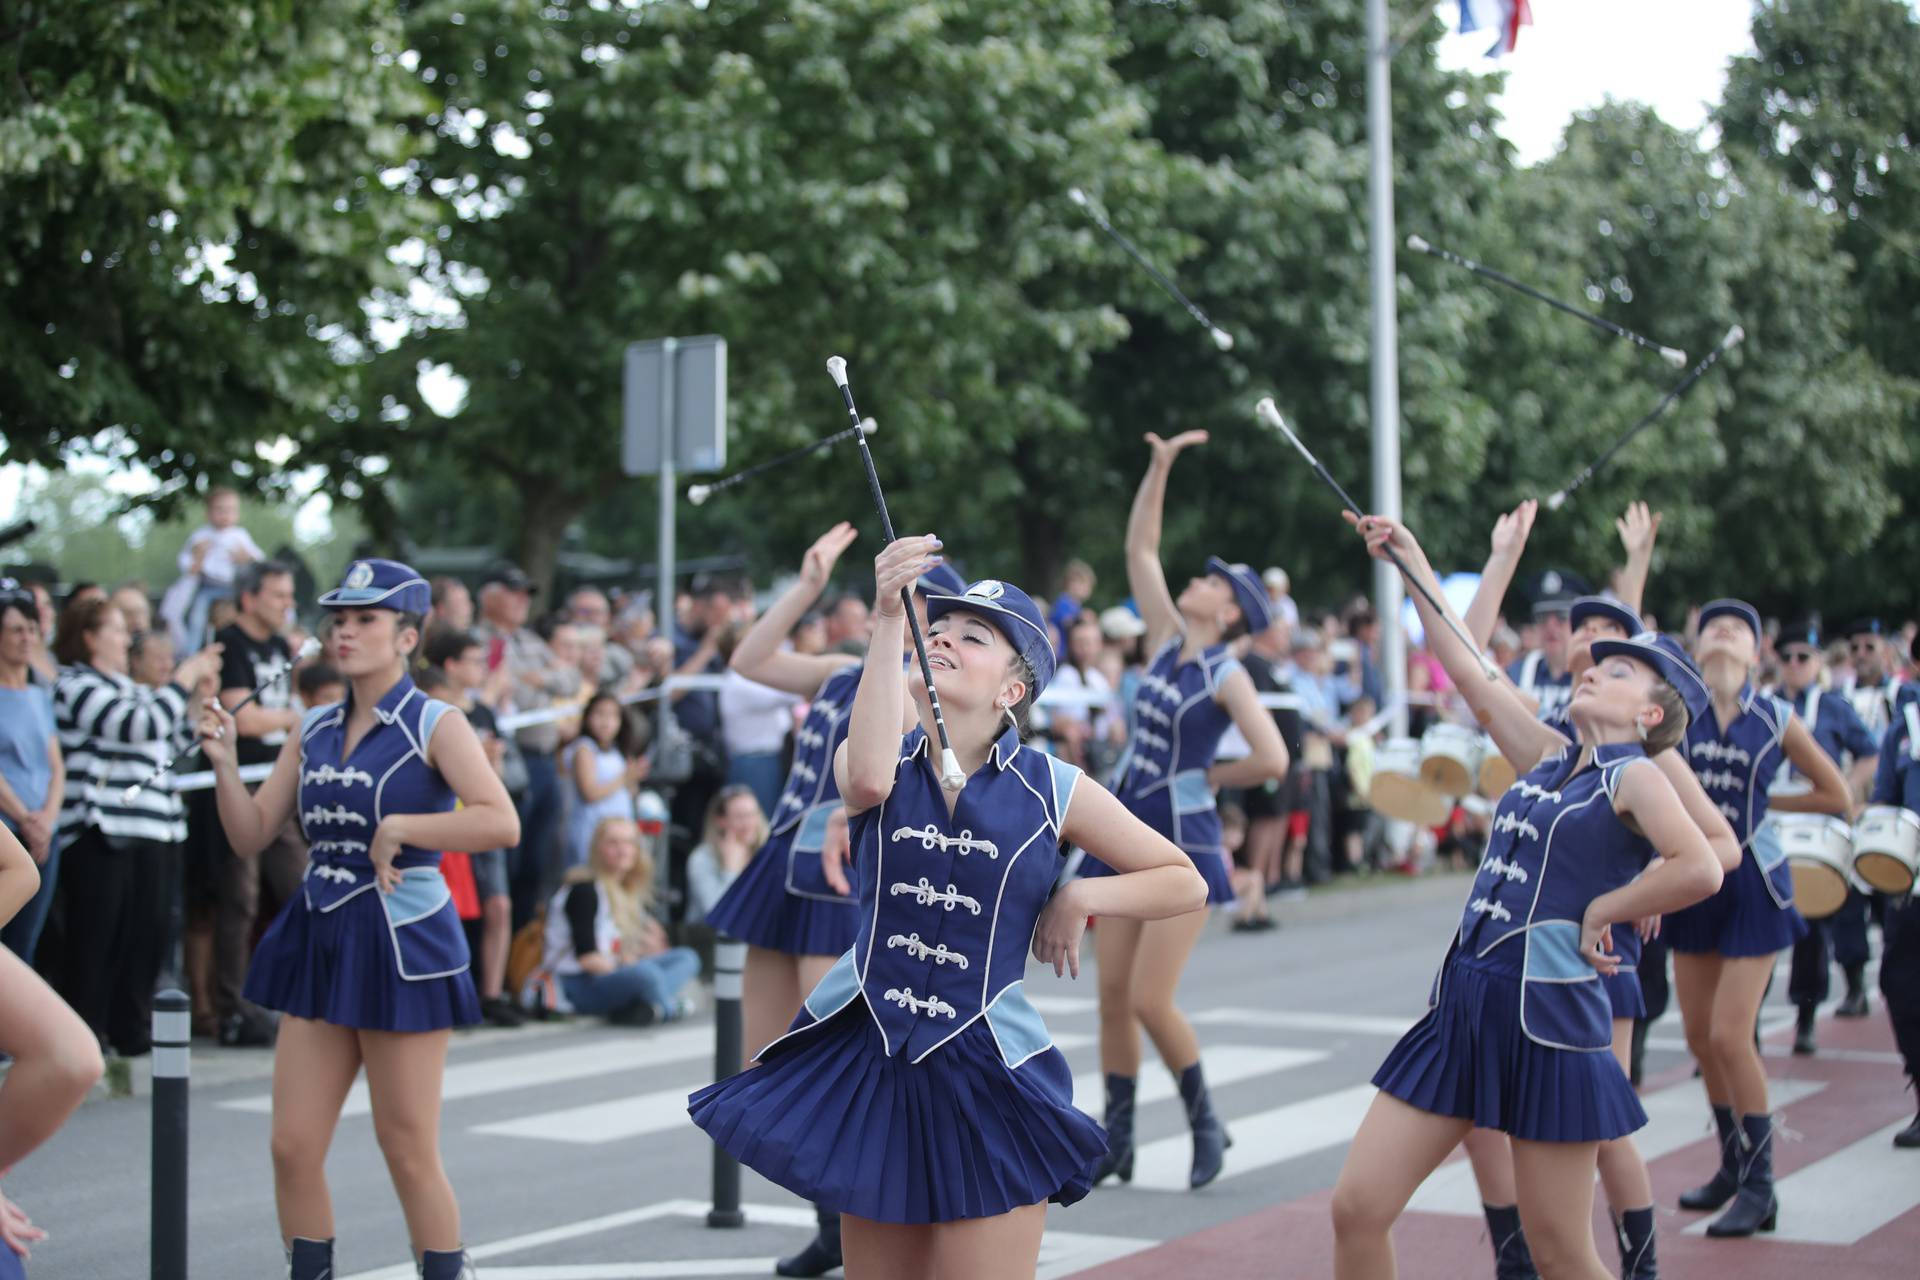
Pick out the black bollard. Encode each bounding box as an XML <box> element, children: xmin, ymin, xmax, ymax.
<box><xmin>151</xmin><ymin>988</ymin><xmax>190</xmax><ymax>1280</ymax></box>
<box><xmin>708</xmin><ymin>937</ymin><xmax>746</xmax><ymax>1228</ymax></box>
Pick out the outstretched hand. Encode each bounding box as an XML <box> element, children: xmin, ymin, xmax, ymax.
<box><xmin>1616</xmin><ymin>502</ymin><xmax>1662</xmax><ymax>559</ymax></box>
<box><xmin>800</xmin><ymin>522</ymin><xmax>859</xmax><ymax>592</ymax></box>
<box><xmin>1144</xmin><ymin>430</ymin><xmax>1209</xmax><ymax>468</ymax></box>
<box><xmin>1489</xmin><ymin>500</ymin><xmax>1538</xmax><ymax>560</ymax></box>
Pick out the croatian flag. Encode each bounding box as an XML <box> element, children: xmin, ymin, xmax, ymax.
<box><xmin>1459</xmin><ymin>0</ymin><xmax>1531</xmax><ymax>57</ymax></box>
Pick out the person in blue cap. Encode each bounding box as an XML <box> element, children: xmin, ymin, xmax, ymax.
<box><xmin>1863</xmin><ymin>692</ymin><xmax>1920</xmax><ymax>1151</ymax></box>
<box><xmin>1081</xmin><ymin>431</ymin><xmax>1288</xmax><ymax>1193</ymax></box>
<box><xmin>1665</xmin><ymin>598</ymin><xmax>1851</xmax><ymax>1239</ymax></box>
<box><xmin>1772</xmin><ymin>617</ymin><xmax>1879</xmax><ymax>1054</ymax></box>
<box><xmin>1330</xmin><ymin>512</ymin><xmax>1728</xmax><ymax>1280</ymax></box>
<box><xmin>699</xmin><ymin>522</ymin><xmax>966</xmax><ymax>1278</ymax></box>
<box><xmin>199</xmin><ymin>558</ymin><xmax>521</xmax><ymax>1280</ymax></box>
<box><xmin>690</xmin><ymin>536</ymin><xmax>1206</xmax><ymax>1279</ymax></box>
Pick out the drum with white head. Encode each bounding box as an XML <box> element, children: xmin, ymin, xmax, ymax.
<box><xmin>1852</xmin><ymin>804</ymin><xmax>1920</xmax><ymax>896</ymax></box>
<box><xmin>1770</xmin><ymin>814</ymin><xmax>1855</xmax><ymax>919</ymax></box>
<box><xmin>1419</xmin><ymin>723</ymin><xmax>1484</xmax><ymax>798</ymax></box>
<box><xmin>1372</xmin><ymin>737</ymin><xmax>1454</xmax><ymax>827</ymax></box>
<box><xmin>1476</xmin><ymin>737</ymin><xmax>1518</xmax><ymax>799</ymax></box>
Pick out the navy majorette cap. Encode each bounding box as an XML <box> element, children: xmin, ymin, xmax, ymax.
<box><xmin>925</xmin><ymin>579</ymin><xmax>1058</xmax><ymax>697</ymax></box>
<box><xmin>1570</xmin><ymin>595</ymin><xmax>1642</xmax><ymax>638</ymax></box>
<box><xmin>1205</xmin><ymin>557</ymin><xmax>1274</xmax><ymax>635</ymax></box>
<box><xmin>1589</xmin><ymin>631</ymin><xmax>1712</xmax><ymax>724</ymax></box>
<box><xmin>1780</xmin><ymin>617</ymin><xmax>1822</xmax><ymax>651</ymax></box>
<box><xmin>318</xmin><ymin>558</ymin><xmax>432</xmax><ymax>615</ymax></box>
<box><xmin>915</xmin><ymin>562</ymin><xmax>967</xmax><ymax>598</ymax></box>
<box><xmin>1698</xmin><ymin>598</ymin><xmax>1762</xmax><ymax>642</ymax></box>
<box><xmin>1846</xmin><ymin>616</ymin><xmax>1889</xmax><ymax>640</ymax></box>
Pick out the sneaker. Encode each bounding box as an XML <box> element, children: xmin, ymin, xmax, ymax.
<box><xmin>608</xmin><ymin>1002</ymin><xmax>660</xmax><ymax>1028</ymax></box>
<box><xmin>480</xmin><ymin>997</ymin><xmax>528</xmax><ymax>1028</ymax></box>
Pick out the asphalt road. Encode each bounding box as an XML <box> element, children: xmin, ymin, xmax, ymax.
<box><xmin>13</xmin><ymin>870</ymin><xmax>1914</xmax><ymax>1278</ymax></box>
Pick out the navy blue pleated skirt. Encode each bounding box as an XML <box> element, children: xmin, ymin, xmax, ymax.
<box><xmin>704</xmin><ymin>837</ymin><xmax>858</xmax><ymax>957</ymax></box>
<box><xmin>1665</xmin><ymin>848</ymin><xmax>1807</xmax><ymax>958</ymax></box>
<box><xmin>245</xmin><ymin>877</ymin><xmax>480</xmax><ymax>1032</ymax></box>
<box><xmin>1605</xmin><ymin>929</ymin><xmax>1647</xmax><ymax>1020</ymax></box>
<box><xmin>1373</xmin><ymin>952</ymin><xmax>1647</xmax><ymax>1143</ymax></box>
<box><xmin>688</xmin><ymin>1001</ymin><xmax>1106</xmax><ymax>1224</ymax></box>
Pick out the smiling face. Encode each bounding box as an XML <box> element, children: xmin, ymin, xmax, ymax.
<box><xmin>921</xmin><ymin>607</ymin><xmax>1026</xmax><ymax>717</ymax></box>
<box><xmin>327</xmin><ymin>608</ymin><xmax>416</xmax><ymax>678</ymax></box>
<box><xmin>1176</xmin><ymin>574</ymin><xmax>1240</xmax><ymax>635</ymax></box>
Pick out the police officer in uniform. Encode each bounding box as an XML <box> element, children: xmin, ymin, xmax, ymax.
<box><xmin>1773</xmin><ymin>618</ymin><xmax>1880</xmax><ymax>1052</ymax></box>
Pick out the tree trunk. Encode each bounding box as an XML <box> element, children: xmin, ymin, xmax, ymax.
<box><xmin>1017</xmin><ymin>495</ymin><xmax>1064</xmax><ymax>602</ymax></box>
<box><xmin>516</xmin><ymin>485</ymin><xmax>576</xmax><ymax>600</ymax></box>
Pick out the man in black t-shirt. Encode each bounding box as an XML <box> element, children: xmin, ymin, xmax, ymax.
<box><xmin>1233</xmin><ymin>622</ymin><xmax>1304</xmax><ymax>930</ymax></box>
<box><xmin>210</xmin><ymin>560</ymin><xmax>303</xmax><ymax>1046</ymax></box>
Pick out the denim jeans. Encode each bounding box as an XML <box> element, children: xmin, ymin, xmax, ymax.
<box><xmin>560</xmin><ymin>947</ymin><xmax>701</xmax><ymax>1019</ymax></box>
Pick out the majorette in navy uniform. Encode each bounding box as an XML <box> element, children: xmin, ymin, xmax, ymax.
<box><xmin>1083</xmin><ymin>570</ymin><xmax>1266</xmax><ymax>905</ymax></box>
<box><xmin>1773</xmin><ymin>617</ymin><xmax>1880</xmax><ymax>1052</ymax></box>
<box><xmin>1332</xmin><ymin>511</ymin><xmax>1729</xmax><ymax>1280</ymax></box>
<box><xmin>1083</xmin><ymin>432</ymin><xmax>1290</xmax><ymax>1197</ymax></box>
<box><xmin>1666</xmin><ymin>601</ymin><xmax>1813</xmax><ymax>959</ymax></box>
<box><xmin>202</xmin><ymin>558</ymin><xmax>519</xmax><ymax>1280</ymax></box>
<box><xmin>691</xmin><ymin>561</ymin><xmax>1204</xmax><ymax>1263</ymax></box>
<box><xmin>1865</xmin><ymin>703</ymin><xmax>1920</xmax><ymax>1150</ymax></box>
<box><xmin>1666</xmin><ymin>598</ymin><xmax>1852</xmax><ymax>1240</ymax></box>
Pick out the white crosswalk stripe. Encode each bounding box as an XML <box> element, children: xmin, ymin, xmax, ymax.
<box><xmin>1688</xmin><ymin>1119</ymin><xmax>1919</xmax><ymax>1245</ymax></box>
<box><xmin>1128</xmin><ymin>1084</ymin><xmax>1380</xmax><ymax>1192</ymax></box>
<box><xmin>1069</xmin><ymin>1044</ymin><xmax>1329</xmax><ymax>1114</ymax></box>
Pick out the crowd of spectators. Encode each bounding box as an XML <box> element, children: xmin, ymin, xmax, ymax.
<box><xmin>5</xmin><ymin>488</ymin><xmax>1917</xmax><ymax>1057</ymax></box>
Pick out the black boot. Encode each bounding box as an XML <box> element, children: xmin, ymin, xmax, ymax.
<box><xmin>1894</xmin><ymin>1089</ymin><xmax>1920</xmax><ymax>1149</ymax></box>
<box><xmin>418</xmin><ymin>1247</ymin><xmax>475</xmax><ymax>1280</ymax></box>
<box><xmin>1178</xmin><ymin>1061</ymin><xmax>1232</xmax><ymax>1189</ymax></box>
<box><xmin>1793</xmin><ymin>1003</ymin><xmax>1818</xmax><ymax>1056</ymax></box>
<box><xmin>1629</xmin><ymin>1017</ymin><xmax>1651</xmax><ymax>1087</ymax></box>
<box><xmin>775</xmin><ymin>1207</ymin><xmax>842</xmax><ymax>1277</ymax></box>
<box><xmin>1679</xmin><ymin>1105</ymin><xmax>1740</xmax><ymax>1211</ymax></box>
<box><xmin>1706</xmin><ymin>1113</ymin><xmax>1778</xmax><ymax>1237</ymax></box>
<box><xmin>1481</xmin><ymin>1202</ymin><xmax>1538</xmax><ymax>1279</ymax></box>
<box><xmin>1837</xmin><ymin>966</ymin><xmax>1869</xmax><ymax>1017</ymax></box>
<box><xmin>1089</xmin><ymin>1073</ymin><xmax>1136</xmax><ymax>1186</ymax></box>
<box><xmin>287</xmin><ymin>1238</ymin><xmax>333</xmax><ymax>1280</ymax></box>
<box><xmin>1616</xmin><ymin>1206</ymin><xmax>1658</xmax><ymax>1279</ymax></box>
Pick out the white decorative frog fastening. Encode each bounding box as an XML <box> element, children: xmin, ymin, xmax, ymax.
<box><xmin>1690</xmin><ymin>740</ymin><xmax>1752</xmax><ymax>767</ymax></box>
<box><xmin>793</xmin><ymin>726</ymin><xmax>827</xmax><ymax>752</ymax></box>
<box><xmin>307</xmin><ymin>840</ymin><xmax>369</xmax><ymax>859</ymax></box>
<box><xmin>889</xmin><ymin>878</ymin><xmax>982</xmax><ymax>915</ymax></box>
<box><xmin>1510</xmin><ymin>782</ymin><xmax>1562</xmax><ymax>804</ymax></box>
<box><xmin>1129</xmin><ymin>758</ymin><xmax>1165</xmax><ymax>779</ymax></box>
<box><xmin>890</xmin><ymin>824</ymin><xmax>1000</xmax><ymax>859</ymax></box>
<box><xmin>1135</xmin><ymin>730</ymin><xmax>1171</xmax><ymax>755</ymax></box>
<box><xmin>886</xmin><ymin>932</ymin><xmax>970</xmax><ymax>968</ymax></box>
<box><xmin>302</xmin><ymin>764</ymin><xmax>375</xmax><ymax>789</ymax></box>
<box><xmin>789</xmin><ymin>760</ymin><xmax>819</xmax><ymax>785</ymax></box>
<box><xmin>883</xmin><ymin>987</ymin><xmax>958</xmax><ymax>1019</ymax></box>
<box><xmin>1697</xmin><ymin>768</ymin><xmax>1745</xmax><ymax>793</ymax></box>
<box><xmin>1468</xmin><ymin>896</ymin><xmax>1513</xmax><ymax>924</ymax></box>
<box><xmin>308</xmin><ymin>864</ymin><xmax>358</xmax><ymax>885</ymax></box>
<box><xmin>303</xmin><ymin>804</ymin><xmax>369</xmax><ymax>828</ymax></box>
<box><xmin>1492</xmin><ymin>813</ymin><xmax>1541</xmax><ymax>842</ymax></box>
<box><xmin>1480</xmin><ymin>854</ymin><xmax>1531</xmax><ymax>884</ymax></box>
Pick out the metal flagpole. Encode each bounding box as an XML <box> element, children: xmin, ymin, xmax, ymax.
<box><xmin>1367</xmin><ymin>0</ymin><xmax>1408</xmax><ymax>736</ymax></box>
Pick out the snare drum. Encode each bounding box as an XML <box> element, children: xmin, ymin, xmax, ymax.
<box><xmin>1419</xmin><ymin>724</ymin><xmax>1484</xmax><ymax>798</ymax></box>
<box><xmin>1372</xmin><ymin>737</ymin><xmax>1453</xmax><ymax>827</ymax></box>
<box><xmin>1852</xmin><ymin>804</ymin><xmax>1920</xmax><ymax>896</ymax></box>
<box><xmin>1476</xmin><ymin>739</ymin><xmax>1517</xmax><ymax>799</ymax></box>
<box><xmin>1771</xmin><ymin>814</ymin><xmax>1855</xmax><ymax>919</ymax></box>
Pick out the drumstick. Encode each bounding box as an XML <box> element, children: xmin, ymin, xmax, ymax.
<box><xmin>825</xmin><ymin>356</ymin><xmax>967</xmax><ymax>792</ymax></box>
<box><xmin>1253</xmin><ymin>397</ymin><xmax>1498</xmax><ymax>681</ymax></box>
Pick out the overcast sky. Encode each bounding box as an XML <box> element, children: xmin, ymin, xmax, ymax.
<box><xmin>1433</xmin><ymin>0</ymin><xmax>1761</xmax><ymax>163</ymax></box>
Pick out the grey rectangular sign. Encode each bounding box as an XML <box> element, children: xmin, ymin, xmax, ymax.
<box><xmin>622</xmin><ymin>335</ymin><xmax>728</xmax><ymax>476</ymax></box>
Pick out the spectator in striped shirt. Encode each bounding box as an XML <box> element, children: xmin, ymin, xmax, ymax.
<box><xmin>49</xmin><ymin>596</ymin><xmax>221</xmax><ymax>1056</ymax></box>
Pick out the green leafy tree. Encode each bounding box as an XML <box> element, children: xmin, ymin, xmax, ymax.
<box><xmin>1718</xmin><ymin>0</ymin><xmax>1920</xmax><ymax>616</ymax></box>
<box><xmin>0</xmin><ymin>1</ymin><xmax>428</xmax><ymax>507</ymax></box>
<box><xmin>362</xmin><ymin>0</ymin><xmax>1181</xmax><ymax>593</ymax></box>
